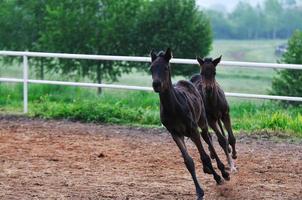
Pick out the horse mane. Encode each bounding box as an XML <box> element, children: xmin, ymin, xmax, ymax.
<box><xmin>157</xmin><ymin>51</ymin><xmax>165</xmax><ymax>57</ymax></box>
<box><xmin>204</xmin><ymin>58</ymin><xmax>213</xmax><ymax>63</ymax></box>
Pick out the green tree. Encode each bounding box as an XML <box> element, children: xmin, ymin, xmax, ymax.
<box><xmin>133</xmin><ymin>0</ymin><xmax>212</xmax><ymax>76</ymax></box>
<box><xmin>0</xmin><ymin>0</ymin><xmax>49</xmax><ymax>79</ymax></box>
<box><xmin>38</xmin><ymin>0</ymin><xmax>143</xmax><ymax>93</ymax></box>
<box><xmin>1</xmin><ymin>0</ymin><xmax>213</xmax><ymax>87</ymax></box>
<box><xmin>206</xmin><ymin>0</ymin><xmax>302</xmax><ymax>39</ymax></box>
<box><xmin>205</xmin><ymin>10</ymin><xmax>232</xmax><ymax>39</ymax></box>
<box><xmin>279</xmin><ymin>5</ymin><xmax>302</xmax><ymax>38</ymax></box>
<box><xmin>271</xmin><ymin>30</ymin><xmax>302</xmax><ymax>105</ymax></box>
<box><xmin>229</xmin><ymin>2</ymin><xmax>261</xmax><ymax>39</ymax></box>
<box><xmin>264</xmin><ymin>0</ymin><xmax>283</xmax><ymax>39</ymax></box>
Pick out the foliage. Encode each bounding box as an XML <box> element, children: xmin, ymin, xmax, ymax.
<box><xmin>1</xmin><ymin>84</ymin><xmax>301</xmax><ymax>136</ymax></box>
<box><xmin>206</xmin><ymin>0</ymin><xmax>302</xmax><ymax>39</ymax></box>
<box><xmin>0</xmin><ymin>0</ymin><xmax>212</xmax><ymax>84</ymax></box>
<box><xmin>35</xmin><ymin>0</ymin><xmax>144</xmax><ymax>89</ymax></box>
<box><xmin>134</xmin><ymin>0</ymin><xmax>212</xmax><ymax>76</ymax></box>
<box><xmin>271</xmin><ymin>30</ymin><xmax>302</xmax><ymax>105</ymax></box>
<box><xmin>30</xmin><ymin>97</ymin><xmax>160</xmax><ymax>125</ymax></box>
<box><xmin>0</xmin><ymin>0</ymin><xmax>48</xmax><ymax>78</ymax></box>
<box><xmin>230</xmin><ymin>102</ymin><xmax>302</xmax><ymax>135</ymax></box>
<box><xmin>229</xmin><ymin>2</ymin><xmax>261</xmax><ymax>39</ymax></box>
<box><xmin>0</xmin><ymin>0</ymin><xmax>43</xmax><ymax>50</ymax></box>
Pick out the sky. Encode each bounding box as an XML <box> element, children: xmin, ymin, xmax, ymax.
<box><xmin>196</xmin><ymin>0</ymin><xmax>264</xmax><ymax>12</ymax></box>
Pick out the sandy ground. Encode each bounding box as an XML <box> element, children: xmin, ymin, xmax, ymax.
<box><xmin>0</xmin><ymin>116</ymin><xmax>301</xmax><ymax>200</ymax></box>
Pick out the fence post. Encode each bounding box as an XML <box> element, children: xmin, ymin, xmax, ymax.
<box><xmin>23</xmin><ymin>55</ymin><xmax>28</xmax><ymax>113</ymax></box>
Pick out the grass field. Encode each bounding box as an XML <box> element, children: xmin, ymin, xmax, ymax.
<box><xmin>112</xmin><ymin>39</ymin><xmax>286</xmax><ymax>95</ymax></box>
<box><xmin>1</xmin><ymin>39</ymin><xmax>301</xmax><ymax>136</ymax></box>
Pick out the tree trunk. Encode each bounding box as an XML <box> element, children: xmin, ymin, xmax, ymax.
<box><xmin>96</xmin><ymin>63</ymin><xmax>102</xmax><ymax>94</ymax></box>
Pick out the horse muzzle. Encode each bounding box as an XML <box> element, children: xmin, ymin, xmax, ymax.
<box><xmin>152</xmin><ymin>81</ymin><xmax>162</xmax><ymax>93</ymax></box>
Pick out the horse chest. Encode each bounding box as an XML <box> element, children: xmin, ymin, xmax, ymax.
<box><xmin>161</xmin><ymin>111</ymin><xmax>181</xmax><ymax>126</ymax></box>
<box><xmin>160</xmin><ymin>112</ymin><xmax>192</xmax><ymax>136</ymax></box>
<box><xmin>205</xmin><ymin>104</ymin><xmax>219</xmax><ymax>117</ymax></box>
<box><xmin>204</xmin><ymin>97</ymin><xmax>220</xmax><ymax>117</ymax></box>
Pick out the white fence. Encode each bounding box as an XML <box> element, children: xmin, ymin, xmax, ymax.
<box><xmin>0</xmin><ymin>50</ymin><xmax>302</xmax><ymax>114</ymax></box>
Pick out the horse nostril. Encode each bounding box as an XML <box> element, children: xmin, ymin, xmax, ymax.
<box><xmin>152</xmin><ymin>81</ymin><xmax>161</xmax><ymax>88</ymax></box>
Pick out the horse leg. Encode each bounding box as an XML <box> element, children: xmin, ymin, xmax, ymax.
<box><xmin>172</xmin><ymin>135</ymin><xmax>204</xmax><ymax>200</ymax></box>
<box><xmin>207</xmin><ymin>133</ymin><xmax>215</xmax><ymax>159</ymax></box>
<box><xmin>208</xmin><ymin>120</ymin><xmax>236</xmax><ymax>172</ymax></box>
<box><xmin>199</xmin><ymin>115</ymin><xmax>215</xmax><ymax>159</ymax></box>
<box><xmin>221</xmin><ymin>113</ymin><xmax>237</xmax><ymax>159</ymax></box>
<box><xmin>189</xmin><ymin>130</ymin><xmax>223</xmax><ymax>185</ymax></box>
<box><xmin>198</xmin><ymin>118</ymin><xmax>229</xmax><ymax>180</ymax></box>
<box><xmin>218</xmin><ymin>119</ymin><xmax>231</xmax><ymax>153</ymax></box>
<box><xmin>200</xmin><ymin>127</ymin><xmax>230</xmax><ymax>181</ymax></box>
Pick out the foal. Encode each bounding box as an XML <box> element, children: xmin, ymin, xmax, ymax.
<box><xmin>190</xmin><ymin>56</ymin><xmax>237</xmax><ymax>172</ymax></box>
<box><xmin>150</xmin><ymin>48</ymin><xmax>229</xmax><ymax>200</ymax></box>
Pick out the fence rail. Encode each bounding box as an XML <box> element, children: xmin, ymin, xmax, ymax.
<box><xmin>2</xmin><ymin>50</ymin><xmax>302</xmax><ymax>69</ymax></box>
<box><xmin>0</xmin><ymin>50</ymin><xmax>302</xmax><ymax>113</ymax></box>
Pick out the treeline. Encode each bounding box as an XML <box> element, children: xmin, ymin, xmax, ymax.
<box><xmin>207</xmin><ymin>0</ymin><xmax>302</xmax><ymax>39</ymax></box>
<box><xmin>0</xmin><ymin>0</ymin><xmax>211</xmax><ymax>90</ymax></box>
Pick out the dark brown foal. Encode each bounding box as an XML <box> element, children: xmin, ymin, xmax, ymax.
<box><xmin>190</xmin><ymin>56</ymin><xmax>237</xmax><ymax>172</ymax></box>
<box><xmin>150</xmin><ymin>48</ymin><xmax>229</xmax><ymax>200</ymax></box>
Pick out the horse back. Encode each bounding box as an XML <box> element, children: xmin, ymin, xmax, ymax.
<box><xmin>173</xmin><ymin>80</ymin><xmax>203</xmax><ymax>122</ymax></box>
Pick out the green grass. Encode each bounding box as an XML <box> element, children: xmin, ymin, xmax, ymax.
<box><xmin>211</xmin><ymin>39</ymin><xmax>286</xmax><ymax>62</ymax></box>
<box><xmin>212</xmin><ymin>39</ymin><xmax>286</xmax><ymax>95</ymax></box>
<box><xmin>112</xmin><ymin>40</ymin><xmax>286</xmax><ymax>95</ymax></box>
<box><xmin>0</xmin><ymin>84</ymin><xmax>301</xmax><ymax>137</ymax></box>
<box><xmin>1</xmin><ymin>39</ymin><xmax>301</xmax><ymax>137</ymax></box>
<box><xmin>230</xmin><ymin>102</ymin><xmax>302</xmax><ymax>136</ymax></box>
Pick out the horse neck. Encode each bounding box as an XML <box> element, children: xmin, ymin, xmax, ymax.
<box><xmin>159</xmin><ymin>77</ymin><xmax>177</xmax><ymax>112</ymax></box>
<box><xmin>202</xmin><ymin>77</ymin><xmax>218</xmax><ymax>104</ymax></box>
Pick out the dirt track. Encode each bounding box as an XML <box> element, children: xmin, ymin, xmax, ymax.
<box><xmin>0</xmin><ymin>116</ymin><xmax>301</xmax><ymax>200</ymax></box>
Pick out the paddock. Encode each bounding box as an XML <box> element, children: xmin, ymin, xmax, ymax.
<box><xmin>0</xmin><ymin>116</ymin><xmax>301</xmax><ymax>200</ymax></box>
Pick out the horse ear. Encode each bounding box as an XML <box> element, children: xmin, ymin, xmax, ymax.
<box><xmin>213</xmin><ymin>55</ymin><xmax>222</xmax><ymax>66</ymax></box>
<box><xmin>150</xmin><ymin>49</ymin><xmax>157</xmax><ymax>62</ymax></box>
<box><xmin>164</xmin><ymin>47</ymin><xmax>172</xmax><ymax>61</ymax></box>
<box><xmin>197</xmin><ymin>57</ymin><xmax>204</xmax><ymax>65</ymax></box>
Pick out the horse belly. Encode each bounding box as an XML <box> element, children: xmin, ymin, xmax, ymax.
<box><xmin>161</xmin><ymin>116</ymin><xmax>192</xmax><ymax>137</ymax></box>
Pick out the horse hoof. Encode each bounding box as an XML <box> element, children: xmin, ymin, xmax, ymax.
<box><xmin>210</xmin><ymin>153</ymin><xmax>215</xmax><ymax>159</ymax></box>
<box><xmin>216</xmin><ymin>177</ymin><xmax>224</xmax><ymax>185</ymax></box>
<box><xmin>203</xmin><ymin>166</ymin><xmax>212</xmax><ymax>174</ymax></box>
<box><xmin>232</xmin><ymin>154</ymin><xmax>237</xmax><ymax>159</ymax></box>
<box><xmin>222</xmin><ymin>171</ymin><xmax>230</xmax><ymax>181</ymax></box>
<box><xmin>196</xmin><ymin>190</ymin><xmax>204</xmax><ymax>200</ymax></box>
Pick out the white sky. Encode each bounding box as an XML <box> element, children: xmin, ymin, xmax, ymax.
<box><xmin>196</xmin><ymin>0</ymin><xmax>264</xmax><ymax>12</ymax></box>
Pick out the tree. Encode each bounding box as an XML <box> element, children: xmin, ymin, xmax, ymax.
<box><xmin>271</xmin><ymin>30</ymin><xmax>302</xmax><ymax>105</ymax></box>
<box><xmin>133</xmin><ymin>0</ymin><xmax>212</xmax><ymax>76</ymax></box>
<box><xmin>205</xmin><ymin>10</ymin><xmax>232</xmax><ymax>39</ymax></box>
<box><xmin>38</xmin><ymin>0</ymin><xmax>143</xmax><ymax>93</ymax></box>
<box><xmin>0</xmin><ymin>0</ymin><xmax>213</xmax><ymax>88</ymax></box>
<box><xmin>229</xmin><ymin>2</ymin><xmax>261</xmax><ymax>39</ymax></box>
<box><xmin>263</xmin><ymin>0</ymin><xmax>283</xmax><ymax>39</ymax></box>
<box><xmin>206</xmin><ymin>0</ymin><xmax>302</xmax><ymax>39</ymax></box>
<box><xmin>0</xmin><ymin>0</ymin><xmax>49</xmax><ymax>79</ymax></box>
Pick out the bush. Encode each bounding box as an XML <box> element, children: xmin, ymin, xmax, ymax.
<box><xmin>271</xmin><ymin>30</ymin><xmax>302</xmax><ymax>105</ymax></box>
<box><xmin>1</xmin><ymin>84</ymin><xmax>302</xmax><ymax>136</ymax></box>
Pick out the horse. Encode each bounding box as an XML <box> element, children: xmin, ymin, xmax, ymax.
<box><xmin>190</xmin><ymin>56</ymin><xmax>237</xmax><ymax>172</ymax></box>
<box><xmin>150</xmin><ymin>48</ymin><xmax>229</xmax><ymax>200</ymax></box>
